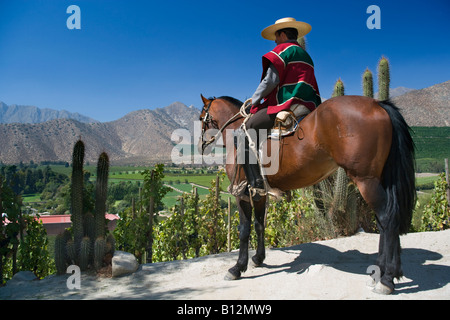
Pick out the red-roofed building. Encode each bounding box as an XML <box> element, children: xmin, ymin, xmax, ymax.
<box><xmin>37</xmin><ymin>215</ymin><xmax>72</xmax><ymax>235</ymax></box>
<box><xmin>37</xmin><ymin>214</ymin><xmax>119</xmax><ymax>236</ymax></box>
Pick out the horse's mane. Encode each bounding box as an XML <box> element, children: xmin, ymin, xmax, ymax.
<box><xmin>213</xmin><ymin>96</ymin><xmax>243</xmax><ymax>109</ymax></box>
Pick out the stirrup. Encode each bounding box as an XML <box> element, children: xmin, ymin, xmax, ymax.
<box><xmin>248</xmin><ymin>185</ymin><xmax>266</xmax><ymax>206</ymax></box>
<box><xmin>249</xmin><ymin>186</ymin><xmax>266</xmax><ymax>197</ymax></box>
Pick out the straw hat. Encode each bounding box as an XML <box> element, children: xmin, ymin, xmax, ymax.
<box><xmin>261</xmin><ymin>17</ymin><xmax>311</xmax><ymax>40</ymax></box>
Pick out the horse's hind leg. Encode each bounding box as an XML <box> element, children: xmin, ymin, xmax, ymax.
<box><xmin>375</xmin><ymin>218</ymin><xmax>402</xmax><ymax>294</ymax></box>
<box><xmin>226</xmin><ymin>198</ymin><xmax>252</xmax><ymax>280</ymax></box>
<box><xmin>353</xmin><ymin>177</ymin><xmax>401</xmax><ymax>294</ymax></box>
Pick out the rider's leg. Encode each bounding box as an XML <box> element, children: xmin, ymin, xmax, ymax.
<box><xmin>237</xmin><ymin>109</ymin><xmax>276</xmax><ymax>201</ymax></box>
<box><xmin>245</xmin><ymin>109</ymin><xmax>277</xmax><ymax>134</ymax></box>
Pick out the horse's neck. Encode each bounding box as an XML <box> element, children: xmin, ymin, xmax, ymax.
<box><xmin>218</xmin><ymin>104</ymin><xmax>243</xmax><ymax>148</ymax></box>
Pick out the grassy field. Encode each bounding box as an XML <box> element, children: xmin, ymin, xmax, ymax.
<box><xmin>411</xmin><ymin>126</ymin><xmax>450</xmax><ymax>172</ymax></box>
<box><xmin>411</xmin><ymin>127</ymin><xmax>450</xmax><ymax>159</ymax></box>
<box><xmin>40</xmin><ymin>164</ymin><xmax>441</xmax><ymax>189</ymax></box>
<box><xmin>41</xmin><ymin>165</ymin><xmax>151</xmax><ymax>177</ymax></box>
<box><xmin>415</xmin><ymin>174</ymin><xmax>440</xmax><ymax>187</ymax></box>
<box><xmin>105</xmin><ymin>168</ymin><xmax>232</xmax><ymax>210</ymax></box>
<box><xmin>22</xmin><ymin>193</ymin><xmax>42</xmax><ymax>203</ymax></box>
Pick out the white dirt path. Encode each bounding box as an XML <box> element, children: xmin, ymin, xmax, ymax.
<box><xmin>1</xmin><ymin>229</ymin><xmax>449</xmax><ymax>300</ymax></box>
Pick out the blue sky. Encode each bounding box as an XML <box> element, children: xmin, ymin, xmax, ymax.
<box><xmin>0</xmin><ymin>0</ymin><xmax>449</xmax><ymax>122</ymax></box>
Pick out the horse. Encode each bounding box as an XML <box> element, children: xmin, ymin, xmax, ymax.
<box><xmin>198</xmin><ymin>94</ymin><xmax>416</xmax><ymax>294</ymax></box>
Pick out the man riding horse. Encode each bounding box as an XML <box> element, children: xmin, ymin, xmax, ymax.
<box><xmin>198</xmin><ymin>18</ymin><xmax>415</xmax><ymax>295</ymax></box>
<box><xmin>240</xmin><ymin>17</ymin><xmax>322</xmax><ymax>201</ymax></box>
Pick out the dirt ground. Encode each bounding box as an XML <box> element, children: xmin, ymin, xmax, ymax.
<box><xmin>1</xmin><ymin>229</ymin><xmax>449</xmax><ymax>300</ymax></box>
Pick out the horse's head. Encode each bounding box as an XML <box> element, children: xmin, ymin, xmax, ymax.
<box><xmin>198</xmin><ymin>94</ymin><xmax>219</xmax><ymax>155</ymax></box>
<box><xmin>198</xmin><ymin>94</ymin><xmax>245</xmax><ymax>155</ymax></box>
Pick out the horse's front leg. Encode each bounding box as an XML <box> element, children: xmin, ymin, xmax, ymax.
<box><xmin>251</xmin><ymin>197</ymin><xmax>266</xmax><ymax>267</ymax></box>
<box><xmin>225</xmin><ymin>198</ymin><xmax>252</xmax><ymax>280</ymax></box>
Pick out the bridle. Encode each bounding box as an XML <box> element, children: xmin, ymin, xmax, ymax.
<box><xmin>199</xmin><ymin>99</ymin><xmax>217</xmax><ymax>154</ymax></box>
<box><xmin>199</xmin><ymin>98</ymin><xmax>248</xmax><ymax>154</ymax></box>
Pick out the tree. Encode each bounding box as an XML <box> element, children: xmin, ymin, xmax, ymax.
<box><xmin>420</xmin><ymin>173</ymin><xmax>450</xmax><ymax>231</ymax></box>
<box><xmin>141</xmin><ymin>165</ymin><xmax>170</xmax><ymax>262</ymax></box>
<box><xmin>1</xmin><ymin>175</ymin><xmax>53</xmax><ymax>283</ymax></box>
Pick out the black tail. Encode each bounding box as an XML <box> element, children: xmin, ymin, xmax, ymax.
<box><xmin>378</xmin><ymin>100</ymin><xmax>416</xmax><ymax>234</ymax></box>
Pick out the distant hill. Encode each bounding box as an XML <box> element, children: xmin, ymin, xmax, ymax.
<box><xmin>0</xmin><ymin>102</ymin><xmax>201</xmax><ymax>164</ymax></box>
<box><xmin>392</xmin><ymin>80</ymin><xmax>450</xmax><ymax>127</ymax></box>
<box><xmin>389</xmin><ymin>86</ymin><xmax>415</xmax><ymax>98</ymax></box>
<box><xmin>0</xmin><ymin>102</ymin><xmax>99</xmax><ymax>124</ymax></box>
<box><xmin>375</xmin><ymin>86</ymin><xmax>415</xmax><ymax>99</ymax></box>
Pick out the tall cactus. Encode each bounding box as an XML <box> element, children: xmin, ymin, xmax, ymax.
<box><xmin>80</xmin><ymin>236</ymin><xmax>91</xmax><ymax>271</ymax></box>
<box><xmin>332</xmin><ymin>78</ymin><xmax>345</xmax><ymax>97</ymax></box>
<box><xmin>83</xmin><ymin>212</ymin><xmax>95</xmax><ymax>244</ymax></box>
<box><xmin>71</xmin><ymin>139</ymin><xmax>85</xmax><ymax>260</ymax></box>
<box><xmin>65</xmin><ymin>238</ymin><xmax>76</xmax><ymax>265</ymax></box>
<box><xmin>362</xmin><ymin>68</ymin><xmax>374</xmax><ymax>98</ymax></box>
<box><xmin>331</xmin><ymin>77</ymin><xmax>348</xmax><ymax>215</ymax></box>
<box><xmin>316</xmin><ymin>78</ymin><xmax>358</xmax><ymax>235</ymax></box>
<box><xmin>54</xmin><ymin>141</ymin><xmax>115</xmax><ymax>275</ymax></box>
<box><xmin>333</xmin><ymin>168</ymin><xmax>349</xmax><ymax>212</ymax></box>
<box><xmin>54</xmin><ymin>233</ymin><xmax>67</xmax><ymax>275</ymax></box>
<box><xmin>378</xmin><ymin>56</ymin><xmax>390</xmax><ymax>100</ymax></box>
<box><xmin>94</xmin><ymin>237</ymin><xmax>106</xmax><ymax>271</ymax></box>
<box><xmin>95</xmin><ymin>152</ymin><xmax>109</xmax><ymax>239</ymax></box>
<box><xmin>106</xmin><ymin>233</ymin><xmax>116</xmax><ymax>256</ymax></box>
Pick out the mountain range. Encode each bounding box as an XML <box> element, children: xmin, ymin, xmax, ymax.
<box><xmin>0</xmin><ymin>102</ymin><xmax>98</xmax><ymax>124</ymax></box>
<box><xmin>391</xmin><ymin>80</ymin><xmax>450</xmax><ymax>126</ymax></box>
<box><xmin>0</xmin><ymin>81</ymin><xmax>448</xmax><ymax>165</ymax></box>
<box><xmin>0</xmin><ymin>102</ymin><xmax>201</xmax><ymax>165</ymax></box>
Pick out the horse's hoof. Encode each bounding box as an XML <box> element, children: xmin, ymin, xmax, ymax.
<box><xmin>225</xmin><ymin>266</ymin><xmax>242</xmax><ymax>281</ymax></box>
<box><xmin>373</xmin><ymin>281</ymin><xmax>394</xmax><ymax>295</ymax></box>
<box><xmin>250</xmin><ymin>255</ymin><xmax>264</xmax><ymax>268</ymax></box>
<box><xmin>224</xmin><ymin>271</ymin><xmax>240</xmax><ymax>281</ymax></box>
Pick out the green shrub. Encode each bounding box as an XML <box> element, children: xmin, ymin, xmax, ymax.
<box><xmin>419</xmin><ymin>173</ymin><xmax>450</xmax><ymax>231</ymax></box>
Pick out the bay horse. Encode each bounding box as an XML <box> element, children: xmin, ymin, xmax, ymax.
<box><xmin>198</xmin><ymin>94</ymin><xmax>416</xmax><ymax>294</ymax></box>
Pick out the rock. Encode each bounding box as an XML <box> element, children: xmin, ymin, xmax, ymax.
<box><xmin>112</xmin><ymin>251</ymin><xmax>138</xmax><ymax>278</ymax></box>
<box><xmin>11</xmin><ymin>271</ymin><xmax>37</xmax><ymax>282</ymax></box>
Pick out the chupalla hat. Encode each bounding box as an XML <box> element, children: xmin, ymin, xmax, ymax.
<box><xmin>261</xmin><ymin>17</ymin><xmax>311</xmax><ymax>40</ymax></box>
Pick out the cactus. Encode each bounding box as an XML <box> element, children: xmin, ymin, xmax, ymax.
<box><xmin>362</xmin><ymin>68</ymin><xmax>374</xmax><ymax>98</ymax></box>
<box><xmin>65</xmin><ymin>239</ymin><xmax>76</xmax><ymax>265</ymax></box>
<box><xmin>333</xmin><ymin>167</ymin><xmax>349</xmax><ymax>212</ymax></box>
<box><xmin>62</xmin><ymin>229</ymin><xmax>72</xmax><ymax>242</ymax></box>
<box><xmin>106</xmin><ymin>233</ymin><xmax>116</xmax><ymax>256</ymax></box>
<box><xmin>332</xmin><ymin>78</ymin><xmax>345</xmax><ymax>97</ymax></box>
<box><xmin>80</xmin><ymin>237</ymin><xmax>91</xmax><ymax>271</ymax></box>
<box><xmin>346</xmin><ymin>185</ymin><xmax>358</xmax><ymax>232</ymax></box>
<box><xmin>59</xmin><ymin>142</ymin><xmax>113</xmax><ymax>274</ymax></box>
<box><xmin>54</xmin><ymin>233</ymin><xmax>67</xmax><ymax>275</ymax></box>
<box><xmin>71</xmin><ymin>139</ymin><xmax>85</xmax><ymax>257</ymax></box>
<box><xmin>95</xmin><ymin>152</ymin><xmax>109</xmax><ymax>239</ymax></box>
<box><xmin>94</xmin><ymin>237</ymin><xmax>106</xmax><ymax>271</ymax></box>
<box><xmin>83</xmin><ymin>212</ymin><xmax>95</xmax><ymax>243</ymax></box>
<box><xmin>378</xmin><ymin>56</ymin><xmax>390</xmax><ymax>100</ymax></box>
<box><xmin>314</xmin><ymin>166</ymin><xmax>360</xmax><ymax>236</ymax></box>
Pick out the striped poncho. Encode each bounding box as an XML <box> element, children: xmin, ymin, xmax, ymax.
<box><xmin>250</xmin><ymin>41</ymin><xmax>321</xmax><ymax>115</ymax></box>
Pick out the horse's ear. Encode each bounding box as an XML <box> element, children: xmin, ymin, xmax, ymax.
<box><xmin>200</xmin><ymin>94</ymin><xmax>210</xmax><ymax>105</ymax></box>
